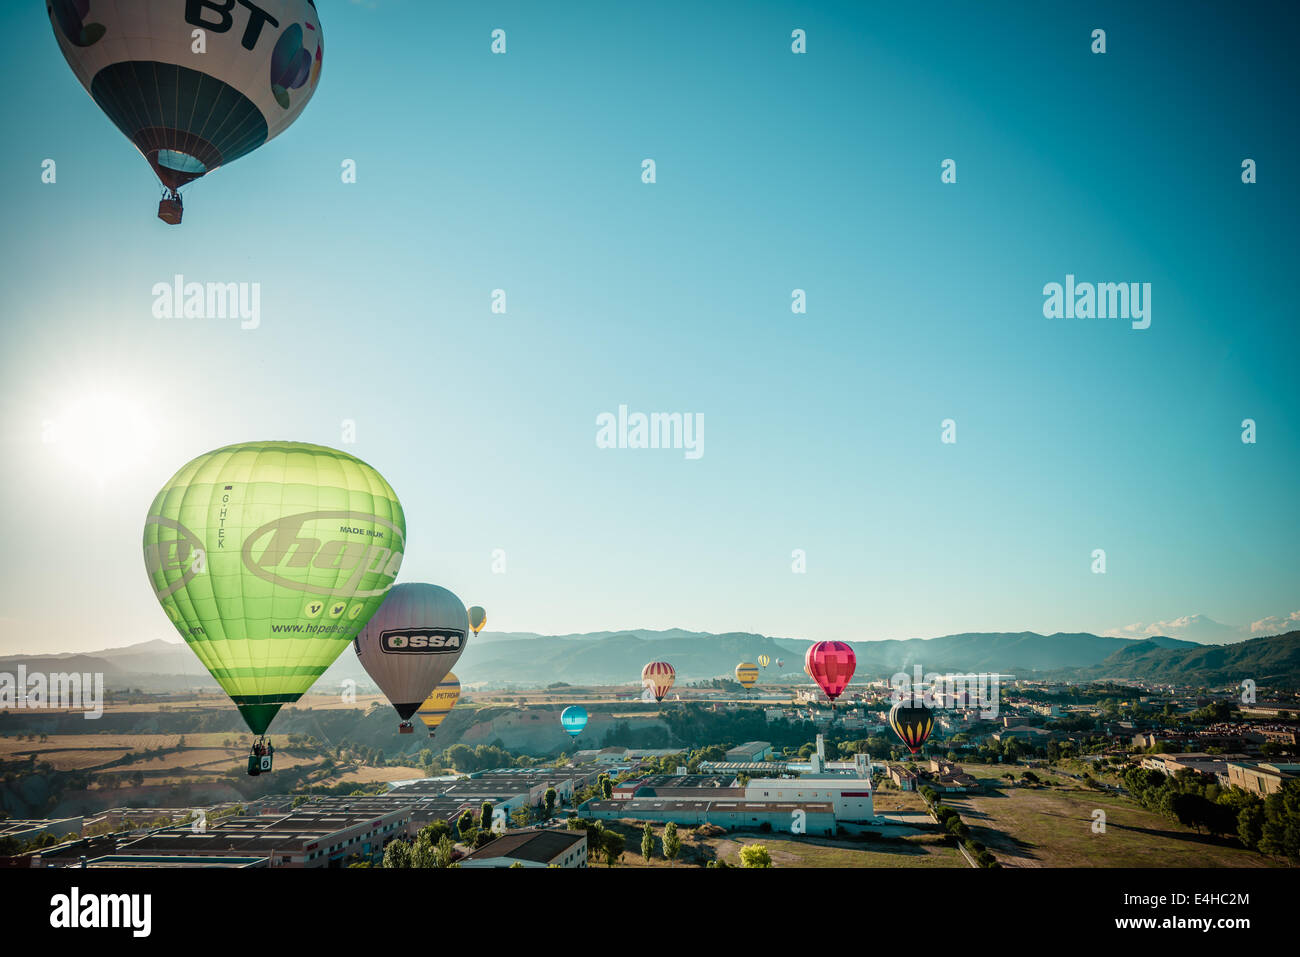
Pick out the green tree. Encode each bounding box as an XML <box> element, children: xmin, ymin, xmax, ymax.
<box><xmin>382</xmin><ymin>840</ymin><xmax>412</xmax><ymax>869</ymax></box>
<box><xmin>434</xmin><ymin>834</ymin><xmax>456</xmax><ymax>868</ymax></box>
<box><xmin>419</xmin><ymin>820</ymin><xmax>451</xmax><ymax>845</ymax></box>
<box><xmin>663</xmin><ymin>821</ymin><xmax>681</xmax><ymax>864</ymax></box>
<box><xmin>544</xmin><ymin>787</ymin><xmax>558</xmax><ymax>819</ymax></box>
<box><xmin>641</xmin><ymin>822</ymin><xmax>655</xmax><ymax>860</ymax></box>
<box><xmin>600</xmin><ymin>831</ymin><xmax>625</xmax><ymax>866</ymax></box>
<box><xmin>457</xmin><ymin>810</ymin><xmax>476</xmax><ymax>840</ymax></box>
<box><xmin>740</xmin><ymin>844</ymin><xmax>772</xmax><ymax>868</ymax></box>
<box><xmin>1237</xmin><ymin>803</ymin><xmax>1264</xmax><ymax>850</ymax></box>
<box><xmin>411</xmin><ymin>830</ymin><xmax>438</xmax><ymax>868</ymax></box>
<box><xmin>479</xmin><ymin>801</ymin><xmax>494</xmax><ymax>832</ymax></box>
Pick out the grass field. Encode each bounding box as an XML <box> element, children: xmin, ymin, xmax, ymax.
<box><xmin>938</xmin><ymin>768</ymin><xmax>1280</xmax><ymax>868</ymax></box>
<box><xmin>314</xmin><ymin>766</ymin><xmax>426</xmax><ymax>786</ymax></box>
<box><xmin>591</xmin><ymin>819</ymin><xmax>962</xmax><ymax>868</ymax></box>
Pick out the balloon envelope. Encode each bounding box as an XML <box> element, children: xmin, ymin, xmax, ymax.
<box><xmin>735</xmin><ymin>662</ymin><xmax>759</xmax><ymax>689</ymax></box>
<box><xmin>354</xmin><ymin>583</ymin><xmax>469</xmax><ymax>725</ymax></box>
<box><xmin>641</xmin><ymin>661</ymin><xmax>675</xmax><ymax>702</ymax></box>
<box><xmin>560</xmin><ymin>705</ymin><xmax>588</xmax><ymax>739</ymax></box>
<box><xmin>468</xmin><ymin>605</ymin><xmax>487</xmax><ymax>635</ymax></box>
<box><xmin>889</xmin><ymin>701</ymin><xmax>935</xmax><ymax>754</ymax></box>
<box><xmin>417</xmin><ymin>673</ymin><xmax>461</xmax><ymax>736</ymax></box>
<box><xmin>805</xmin><ymin>641</ymin><xmax>856</xmax><ymax>701</ymax></box>
<box><xmin>49</xmin><ymin>0</ymin><xmax>324</xmax><ymax>192</ymax></box>
<box><xmin>142</xmin><ymin>441</ymin><xmax>404</xmax><ymax>735</ymax></box>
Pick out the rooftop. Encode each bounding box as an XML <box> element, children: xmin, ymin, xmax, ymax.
<box><xmin>461</xmin><ymin>828</ymin><xmax>585</xmax><ymax>864</ymax></box>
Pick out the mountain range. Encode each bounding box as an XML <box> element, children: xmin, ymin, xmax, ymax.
<box><xmin>3</xmin><ymin>629</ymin><xmax>1297</xmax><ymax>691</ymax></box>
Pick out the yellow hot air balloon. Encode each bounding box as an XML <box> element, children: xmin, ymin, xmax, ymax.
<box><xmin>417</xmin><ymin>673</ymin><xmax>462</xmax><ymax>738</ymax></box>
<box><xmin>757</xmin><ymin>654</ymin><xmax>771</xmax><ymax>668</ymax></box>
<box><xmin>735</xmin><ymin>662</ymin><xmax>759</xmax><ymax>690</ymax></box>
<box><xmin>468</xmin><ymin>606</ymin><xmax>487</xmax><ymax>636</ymax></box>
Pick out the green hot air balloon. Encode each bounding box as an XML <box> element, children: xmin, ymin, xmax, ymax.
<box><xmin>142</xmin><ymin>441</ymin><xmax>405</xmax><ymax>774</ymax></box>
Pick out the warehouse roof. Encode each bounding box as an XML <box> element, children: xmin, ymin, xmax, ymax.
<box><xmin>461</xmin><ymin>828</ymin><xmax>585</xmax><ymax>864</ymax></box>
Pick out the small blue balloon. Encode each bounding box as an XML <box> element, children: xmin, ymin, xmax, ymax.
<box><xmin>560</xmin><ymin>705</ymin><xmax>588</xmax><ymax>739</ymax></box>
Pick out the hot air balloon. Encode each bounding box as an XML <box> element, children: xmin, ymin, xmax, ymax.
<box><xmin>143</xmin><ymin>441</ymin><xmax>403</xmax><ymax>775</ymax></box>
<box><xmin>417</xmin><ymin>673</ymin><xmax>461</xmax><ymax>738</ymax></box>
<box><xmin>641</xmin><ymin>661</ymin><xmax>675</xmax><ymax>702</ymax></box>
<box><xmin>889</xmin><ymin>699</ymin><xmax>934</xmax><ymax>754</ymax></box>
<box><xmin>468</xmin><ymin>605</ymin><xmax>487</xmax><ymax>636</ymax></box>
<box><xmin>805</xmin><ymin>641</ymin><xmax>856</xmax><ymax>703</ymax></box>
<box><xmin>776</xmin><ymin>658</ymin><xmax>784</xmax><ymax>670</ymax></box>
<box><xmin>735</xmin><ymin>662</ymin><xmax>759</xmax><ymax>690</ymax></box>
<box><xmin>561</xmin><ymin>705</ymin><xmax>588</xmax><ymax>740</ymax></box>
<box><xmin>354</xmin><ymin>583</ymin><xmax>469</xmax><ymax>734</ymax></box>
<box><xmin>757</xmin><ymin>654</ymin><xmax>770</xmax><ymax>668</ymax></box>
<box><xmin>49</xmin><ymin>0</ymin><xmax>325</xmax><ymax>224</ymax></box>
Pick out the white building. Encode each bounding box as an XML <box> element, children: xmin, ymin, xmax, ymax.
<box><xmin>743</xmin><ymin>777</ymin><xmax>874</xmax><ymax>822</ymax></box>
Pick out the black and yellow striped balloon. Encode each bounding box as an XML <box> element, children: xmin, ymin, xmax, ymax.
<box><xmin>888</xmin><ymin>701</ymin><xmax>934</xmax><ymax>754</ymax></box>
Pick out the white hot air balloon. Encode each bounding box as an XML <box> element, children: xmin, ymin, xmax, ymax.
<box><xmin>354</xmin><ymin>583</ymin><xmax>469</xmax><ymax>733</ymax></box>
<box><xmin>48</xmin><ymin>0</ymin><xmax>325</xmax><ymax>223</ymax></box>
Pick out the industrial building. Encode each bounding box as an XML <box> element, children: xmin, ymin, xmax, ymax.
<box><xmin>0</xmin><ymin>817</ymin><xmax>84</xmax><ymax>846</ymax></box>
<box><xmin>583</xmin><ymin>798</ymin><xmax>837</xmax><ymax>835</ymax></box>
<box><xmin>1226</xmin><ymin>761</ymin><xmax>1299</xmax><ymax>796</ymax></box>
<box><xmin>743</xmin><ymin>778</ymin><xmax>873</xmax><ymax>822</ymax></box>
<box><xmin>724</xmin><ymin>741</ymin><xmax>774</xmax><ymax>762</ymax></box>
<box><xmin>458</xmin><ymin>827</ymin><xmax>588</xmax><ymax>868</ymax></box>
<box><xmin>109</xmin><ymin>808</ymin><xmax>409</xmax><ymax>868</ymax></box>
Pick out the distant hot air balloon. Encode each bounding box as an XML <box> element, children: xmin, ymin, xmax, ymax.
<box><xmin>417</xmin><ymin>673</ymin><xmax>461</xmax><ymax>738</ymax></box>
<box><xmin>642</xmin><ymin>661</ymin><xmax>676</xmax><ymax>702</ymax></box>
<box><xmin>468</xmin><ymin>606</ymin><xmax>487</xmax><ymax>636</ymax></box>
<box><xmin>776</xmin><ymin>658</ymin><xmax>784</xmax><ymax>670</ymax></box>
<box><xmin>142</xmin><ymin>441</ymin><xmax>404</xmax><ymax>775</ymax></box>
<box><xmin>561</xmin><ymin>705</ymin><xmax>589</xmax><ymax>740</ymax></box>
<box><xmin>889</xmin><ymin>699</ymin><xmax>935</xmax><ymax>754</ymax></box>
<box><xmin>354</xmin><ymin>583</ymin><xmax>469</xmax><ymax>734</ymax></box>
<box><xmin>735</xmin><ymin>662</ymin><xmax>759</xmax><ymax>690</ymax></box>
<box><xmin>49</xmin><ymin>0</ymin><xmax>325</xmax><ymax>224</ymax></box>
<box><xmin>805</xmin><ymin>641</ymin><xmax>856</xmax><ymax>703</ymax></box>
<box><xmin>757</xmin><ymin>654</ymin><xmax>770</xmax><ymax>669</ymax></box>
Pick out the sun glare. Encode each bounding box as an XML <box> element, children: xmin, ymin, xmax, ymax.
<box><xmin>46</xmin><ymin>392</ymin><xmax>159</xmax><ymax>482</ymax></box>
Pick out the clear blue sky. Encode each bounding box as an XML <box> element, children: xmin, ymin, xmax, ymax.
<box><xmin>1</xmin><ymin>1</ymin><xmax>1296</xmax><ymax>654</ymax></box>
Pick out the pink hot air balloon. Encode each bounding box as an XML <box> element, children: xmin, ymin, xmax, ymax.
<box><xmin>805</xmin><ymin>641</ymin><xmax>856</xmax><ymax>702</ymax></box>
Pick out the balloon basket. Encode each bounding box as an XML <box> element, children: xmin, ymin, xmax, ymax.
<box><xmin>247</xmin><ymin>737</ymin><xmax>273</xmax><ymax>776</ymax></box>
<box><xmin>157</xmin><ymin>196</ymin><xmax>182</xmax><ymax>225</ymax></box>
<box><xmin>398</xmin><ymin>722</ymin><xmax>414</xmax><ymax>734</ymax></box>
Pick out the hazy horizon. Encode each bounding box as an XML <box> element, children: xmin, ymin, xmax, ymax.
<box><xmin>5</xmin><ymin>617</ymin><xmax>1298</xmax><ymax>661</ymax></box>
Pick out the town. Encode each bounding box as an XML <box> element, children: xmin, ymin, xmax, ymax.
<box><xmin>3</xmin><ymin>675</ymin><xmax>1296</xmax><ymax>869</ymax></box>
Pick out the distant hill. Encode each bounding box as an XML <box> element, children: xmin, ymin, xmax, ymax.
<box><xmin>7</xmin><ymin>629</ymin><xmax>1295</xmax><ymax>692</ymax></box>
<box><xmin>1078</xmin><ymin>631</ymin><xmax>1300</xmax><ymax>685</ymax></box>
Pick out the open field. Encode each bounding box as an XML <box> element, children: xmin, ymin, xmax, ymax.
<box><xmin>314</xmin><ymin>766</ymin><xmax>426</xmax><ymax>787</ymax></box>
<box><xmin>869</xmin><ymin>788</ymin><xmax>929</xmax><ymax>813</ymax></box>
<box><xmin>591</xmin><ymin>819</ymin><xmax>962</xmax><ymax>867</ymax></box>
<box><xmin>939</xmin><ymin>774</ymin><xmax>1281</xmax><ymax>868</ymax></box>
